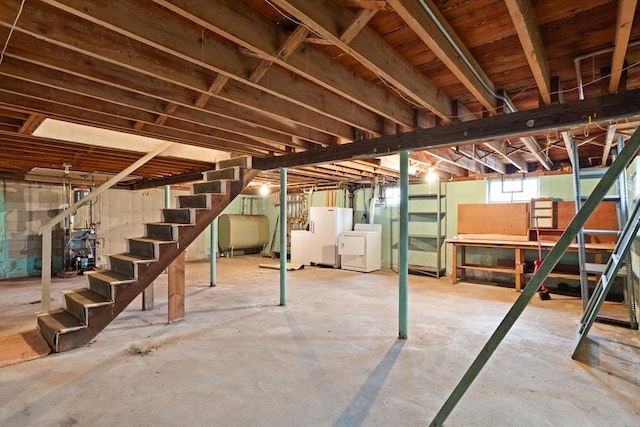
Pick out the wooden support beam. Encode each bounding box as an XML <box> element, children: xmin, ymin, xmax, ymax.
<box><xmin>39</xmin><ymin>0</ymin><xmax>384</xmax><ymax>134</ymax></box>
<box><xmin>339</xmin><ymin>8</ymin><xmax>378</xmax><ymax>44</ymax></box>
<box><xmin>150</xmin><ymin>0</ymin><xmax>410</xmax><ymax>129</ymax></box>
<box><xmin>456</xmin><ymin>145</ymin><xmax>506</xmax><ymax>174</ymax></box>
<box><xmin>168</xmin><ymin>251</ymin><xmax>185</xmax><ymax>323</ymax></box>
<box><xmin>154</xmin><ymin>103</ymin><xmax>179</xmax><ymax>126</ymax></box>
<box><xmin>194</xmin><ymin>74</ymin><xmax>230</xmax><ymax>109</ymax></box>
<box><xmin>429</xmin><ymin>148</ymin><xmax>484</xmax><ymax>174</ymax></box>
<box><xmin>602</xmin><ymin>124</ymin><xmax>617</xmax><ymax>166</ymax></box>
<box><xmin>252</xmin><ymin>88</ymin><xmax>640</xmax><ymax>170</ymax></box>
<box><xmin>269</xmin><ymin>0</ymin><xmax>453</xmax><ymax>122</ymax></box>
<box><xmin>277</xmin><ymin>25</ymin><xmax>309</xmax><ymax>59</ymax></box>
<box><xmin>388</xmin><ymin>0</ymin><xmax>496</xmax><ymax>113</ymax></box>
<box><xmin>561</xmin><ymin>131</ymin><xmax>577</xmax><ymax>168</ymax></box>
<box><xmin>343</xmin><ymin>0</ymin><xmax>390</xmax><ymax>10</ymax></box>
<box><xmin>609</xmin><ymin>0</ymin><xmax>638</xmax><ymax>93</ymax></box>
<box><xmin>18</xmin><ymin>113</ymin><xmax>45</xmax><ymax>134</ymax></box>
<box><xmin>504</xmin><ymin>0</ymin><xmax>552</xmax><ymax>106</ymax></box>
<box><xmin>39</xmin><ymin>141</ymin><xmax>174</xmax><ymax>234</ymax></box>
<box><xmin>248</xmin><ymin>60</ymin><xmax>274</xmax><ymax>83</ymax></box>
<box><xmin>410</xmin><ymin>150</ymin><xmax>467</xmax><ymax>177</ymax></box>
<box><xmin>142</xmin><ymin>281</ymin><xmax>154</xmax><ymax>311</ymax></box>
<box><xmin>483</xmin><ymin>140</ymin><xmax>528</xmax><ymax>171</ymax></box>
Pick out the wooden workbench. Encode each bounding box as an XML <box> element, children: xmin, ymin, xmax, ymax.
<box><xmin>446</xmin><ymin>237</ymin><xmax>615</xmax><ymax>291</ymax></box>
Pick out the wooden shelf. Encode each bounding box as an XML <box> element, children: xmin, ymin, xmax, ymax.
<box><xmin>458</xmin><ymin>264</ymin><xmax>519</xmax><ymax>275</ymax></box>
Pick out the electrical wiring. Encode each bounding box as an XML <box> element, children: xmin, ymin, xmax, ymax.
<box><xmin>264</xmin><ymin>0</ymin><xmax>640</xmax><ymax>126</ymax></box>
<box><xmin>0</xmin><ymin>0</ymin><xmax>25</xmax><ymax>67</ymax></box>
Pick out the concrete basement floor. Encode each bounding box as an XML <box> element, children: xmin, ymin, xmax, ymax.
<box><xmin>0</xmin><ymin>255</ymin><xmax>638</xmax><ymax>426</ymax></box>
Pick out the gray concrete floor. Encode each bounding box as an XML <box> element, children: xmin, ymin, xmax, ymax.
<box><xmin>0</xmin><ymin>255</ymin><xmax>639</xmax><ymax>426</ymax></box>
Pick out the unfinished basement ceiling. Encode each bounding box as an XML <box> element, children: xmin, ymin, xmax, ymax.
<box><xmin>0</xmin><ymin>0</ymin><xmax>639</xmax><ymax>190</ymax></box>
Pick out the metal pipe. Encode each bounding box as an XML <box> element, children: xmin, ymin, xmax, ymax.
<box><xmin>279</xmin><ymin>168</ymin><xmax>287</xmax><ymax>306</ymax></box>
<box><xmin>417</xmin><ymin>0</ymin><xmax>549</xmax><ymax>168</ymax></box>
<box><xmin>417</xmin><ymin>0</ymin><xmax>509</xmax><ymax>110</ymax></box>
<box><xmin>399</xmin><ymin>151</ymin><xmax>409</xmax><ymax>339</ymax></box>
<box><xmin>574</xmin><ymin>40</ymin><xmax>640</xmax><ymax>100</ymax></box>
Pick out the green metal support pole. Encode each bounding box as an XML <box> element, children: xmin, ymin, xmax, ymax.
<box><xmin>429</xmin><ymin>128</ymin><xmax>640</xmax><ymax>426</ymax></box>
<box><xmin>164</xmin><ymin>185</ymin><xmax>170</xmax><ymax>276</ymax></box>
<box><xmin>279</xmin><ymin>168</ymin><xmax>287</xmax><ymax>306</ymax></box>
<box><xmin>399</xmin><ymin>151</ymin><xmax>409</xmax><ymax>339</ymax></box>
<box><xmin>210</xmin><ymin>218</ymin><xmax>217</xmax><ymax>287</ymax></box>
<box><xmin>41</xmin><ymin>228</ymin><xmax>52</xmax><ymax>313</ymax></box>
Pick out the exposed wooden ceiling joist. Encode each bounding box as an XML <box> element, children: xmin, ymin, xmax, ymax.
<box><xmin>609</xmin><ymin>0</ymin><xmax>638</xmax><ymax>93</ymax></box>
<box><xmin>409</xmin><ymin>151</ymin><xmax>468</xmax><ymax>177</ymax></box>
<box><xmin>428</xmin><ymin>148</ymin><xmax>484</xmax><ymax>174</ymax></box>
<box><xmin>0</xmin><ymin>0</ymin><xmax>637</xmax><ymax>188</ymax></box>
<box><xmin>34</xmin><ymin>0</ymin><xmax>384</xmax><ymax>134</ymax></box>
<box><xmin>268</xmin><ymin>0</ymin><xmax>454</xmax><ymax>122</ymax></box>
<box><xmin>387</xmin><ymin>0</ymin><xmax>497</xmax><ymax>113</ymax></box>
<box><xmin>153</xmin><ymin>0</ymin><xmax>414</xmax><ymax>128</ymax></box>
<box><xmin>252</xmin><ymin>89</ymin><xmax>640</xmax><ymax>170</ymax></box>
<box><xmin>483</xmin><ymin>141</ymin><xmax>528</xmax><ymax>171</ymax></box>
<box><xmin>504</xmin><ymin>0</ymin><xmax>552</xmax><ymax>106</ymax></box>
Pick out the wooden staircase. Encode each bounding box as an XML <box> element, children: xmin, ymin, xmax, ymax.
<box><xmin>37</xmin><ymin>159</ymin><xmax>258</xmax><ymax>352</ymax></box>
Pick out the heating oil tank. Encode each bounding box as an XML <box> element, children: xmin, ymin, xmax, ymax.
<box><xmin>218</xmin><ymin>214</ymin><xmax>269</xmax><ymax>252</ymax></box>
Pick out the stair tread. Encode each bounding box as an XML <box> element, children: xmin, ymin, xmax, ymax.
<box><xmin>86</xmin><ymin>270</ymin><xmax>135</xmax><ymax>284</ymax></box>
<box><xmin>63</xmin><ymin>288</ymin><xmax>113</xmax><ymax>306</ymax></box>
<box><xmin>111</xmin><ymin>253</ymin><xmax>156</xmax><ymax>263</ymax></box>
<box><xmin>130</xmin><ymin>236</ymin><xmax>176</xmax><ymax>244</ymax></box>
<box><xmin>38</xmin><ymin>309</ymin><xmax>86</xmax><ymax>332</ymax></box>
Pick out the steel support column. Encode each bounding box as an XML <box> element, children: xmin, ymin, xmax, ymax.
<box><xmin>210</xmin><ymin>218</ymin><xmax>217</xmax><ymax>287</ymax></box>
<box><xmin>280</xmin><ymin>168</ymin><xmax>287</xmax><ymax>306</ymax></box>
<box><xmin>41</xmin><ymin>230</ymin><xmax>52</xmax><ymax>312</ymax></box>
<box><xmin>399</xmin><ymin>151</ymin><xmax>409</xmax><ymax>339</ymax></box>
<box><xmin>165</xmin><ymin>184</ymin><xmax>170</xmax><ymax>276</ymax></box>
<box><xmin>430</xmin><ymin>128</ymin><xmax>640</xmax><ymax>426</ymax></box>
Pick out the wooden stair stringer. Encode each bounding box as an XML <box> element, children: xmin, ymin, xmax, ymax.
<box><xmin>40</xmin><ymin>168</ymin><xmax>259</xmax><ymax>352</ymax></box>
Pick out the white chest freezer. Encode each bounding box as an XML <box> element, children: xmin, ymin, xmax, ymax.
<box><xmin>338</xmin><ymin>224</ymin><xmax>382</xmax><ymax>272</ymax></box>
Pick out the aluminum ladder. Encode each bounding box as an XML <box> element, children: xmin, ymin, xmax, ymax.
<box><xmin>571</xmin><ymin>136</ymin><xmax>638</xmax><ymax>328</ymax></box>
<box><xmin>572</xmin><ymin>196</ymin><xmax>640</xmax><ymax>357</ymax></box>
<box><xmin>429</xmin><ymin>128</ymin><xmax>640</xmax><ymax>426</ymax></box>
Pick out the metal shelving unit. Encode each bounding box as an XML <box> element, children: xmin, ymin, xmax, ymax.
<box><xmin>392</xmin><ymin>179</ymin><xmax>446</xmax><ymax>278</ymax></box>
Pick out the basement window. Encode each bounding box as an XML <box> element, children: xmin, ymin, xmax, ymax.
<box><xmin>384</xmin><ymin>186</ymin><xmax>401</xmax><ymax>206</ymax></box>
<box><xmin>488</xmin><ymin>176</ymin><xmax>538</xmax><ymax>203</ymax></box>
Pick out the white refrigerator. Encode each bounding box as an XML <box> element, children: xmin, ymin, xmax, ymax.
<box><xmin>291</xmin><ymin>207</ymin><xmax>353</xmax><ymax>268</ymax></box>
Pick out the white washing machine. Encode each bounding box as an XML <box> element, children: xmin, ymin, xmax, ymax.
<box><xmin>338</xmin><ymin>224</ymin><xmax>382</xmax><ymax>273</ymax></box>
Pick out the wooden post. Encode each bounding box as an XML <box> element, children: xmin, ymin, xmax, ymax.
<box><xmin>168</xmin><ymin>252</ymin><xmax>185</xmax><ymax>323</ymax></box>
<box><xmin>142</xmin><ymin>282</ymin><xmax>154</xmax><ymax>311</ymax></box>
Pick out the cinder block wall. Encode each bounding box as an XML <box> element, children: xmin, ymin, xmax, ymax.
<box><xmin>0</xmin><ymin>181</ymin><xmax>217</xmax><ymax>280</ymax></box>
<box><xmin>0</xmin><ymin>181</ymin><xmax>66</xmax><ymax>278</ymax></box>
